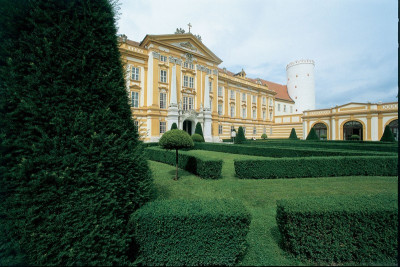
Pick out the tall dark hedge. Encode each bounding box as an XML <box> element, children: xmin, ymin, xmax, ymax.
<box><xmin>235</xmin><ymin>126</ymin><xmax>246</xmax><ymax>144</ymax></box>
<box><xmin>289</xmin><ymin>128</ymin><xmax>298</xmax><ymax>139</ymax></box>
<box><xmin>380</xmin><ymin>125</ymin><xmax>395</xmax><ymax>142</ymax></box>
<box><xmin>194</xmin><ymin>122</ymin><xmax>204</xmax><ymax>138</ymax></box>
<box><xmin>306</xmin><ymin>127</ymin><xmax>319</xmax><ymax>140</ymax></box>
<box><xmin>0</xmin><ymin>0</ymin><xmax>153</xmax><ymax>265</ymax></box>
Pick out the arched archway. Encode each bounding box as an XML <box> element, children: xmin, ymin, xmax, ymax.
<box><xmin>312</xmin><ymin>122</ymin><xmax>328</xmax><ymax>140</ymax></box>
<box><xmin>343</xmin><ymin>120</ymin><xmax>363</xmax><ymax>140</ymax></box>
<box><xmin>386</xmin><ymin>119</ymin><xmax>398</xmax><ymax>141</ymax></box>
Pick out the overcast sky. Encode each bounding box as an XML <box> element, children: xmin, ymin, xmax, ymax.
<box><xmin>116</xmin><ymin>0</ymin><xmax>398</xmax><ymax>109</ymax></box>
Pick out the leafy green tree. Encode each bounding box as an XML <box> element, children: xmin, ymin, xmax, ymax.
<box><xmin>195</xmin><ymin>122</ymin><xmax>204</xmax><ymax>139</ymax></box>
<box><xmin>0</xmin><ymin>0</ymin><xmax>153</xmax><ymax>265</ymax></box>
<box><xmin>261</xmin><ymin>134</ymin><xmax>268</xmax><ymax>140</ymax></box>
<box><xmin>289</xmin><ymin>128</ymin><xmax>298</xmax><ymax>140</ymax></box>
<box><xmin>380</xmin><ymin>125</ymin><xmax>396</xmax><ymax>142</ymax></box>
<box><xmin>306</xmin><ymin>127</ymin><xmax>319</xmax><ymax>140</ymax></box>
<box><xmin>235</xmin><ymin>126</ymin><xmax>246</xmax><ymax>144</ymax></box>
<box><xmin>159</xmin><ymin>129</ymin><xmax>194</xmax><ymax>180</ymax></box>
<box><xmin>170</xmin><ymin>122</ymin><xmax>178</xmax><ymax>130</ymax></box>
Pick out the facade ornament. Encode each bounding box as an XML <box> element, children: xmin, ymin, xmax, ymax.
<box><xmin>213</xmin><ymin>69</ymin><xmax>218</xmax><ymax>75</ymax></box>
<box><xmin>152</xmin><ymin>51</ymin><xmax>160</xmax><ymax>60</ymax></box>
<box><xmin>194</xmin><ymin>34</ymin><xmax>202</xmax><ymax>42</ymax></box>
<box><xmin>175</xmin><ymin>28</ymin><xmax>185</xmax><ymax>34</ymax></box>
<box><xmin>180</xmin><ymin>41</ymin><xmax>197</xmax><ymax>52</ymax></box>
<box><xmin>185</xmin><ymin>53</ymin><xmax>193</xmax><ymax>63</ymax></box>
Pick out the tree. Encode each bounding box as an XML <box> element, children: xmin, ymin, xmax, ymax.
<box><xmin>170</xmin><ymin>122</ymin><xmax>178</xmax><ymax>130</ymax></box>
<box><xmin>159</xmin><ymin>129</ymin><xmax>194</xmax><ymax>180</ymax></box>
<box><xmin>289</xmin><ymin>128</ymin><xmax>298</xmax><ymax>140</ymax></box>
<box><xmin>195</xmin><ymin>122</ymin><xmax>204</xmax><ymax>139</ymax></box>
<box><xmin>235</xmin><ymin>126</ymin><xmax>246</xmax><ymax>144</ymax></box>
<box><xmin>261</xmin><ymin>134</ymin><xmax>268</xmax><ymax>140</ymax></box>
<box><xmin>380</xmin><ymin>125</ymin><xmax>396</xmax><ymax>142</ymax></box>
<box><xmin>0</xmin><ymin>0</ymin><xmax>153</xmax><ymax>265</ymax></box>
<box><xmin>306</xmin><ymin>127</ymin><xmax>319</xmax><ymax>140</ymax></box>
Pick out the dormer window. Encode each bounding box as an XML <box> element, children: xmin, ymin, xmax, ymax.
<box><xmin>234</xmin><ymin>68</ymin><xmax>246</xmax><ymax>78</ymax></box>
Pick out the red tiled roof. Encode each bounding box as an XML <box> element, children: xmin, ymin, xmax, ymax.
<box><xmin>125</xmin><ymin>39</ymin><xmax>140</xmax><ymax>47</ymax></box>
<box><xmin>218</xmin><ymin>68</ymin><xmax>293</xmax><ymax>102</ymax></box>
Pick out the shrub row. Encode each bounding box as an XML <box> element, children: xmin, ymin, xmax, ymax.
<box><xmin>130</xmin><ymin>199</ymin><xmax>251</xmax><ymax>266</ymax></box>
<box><xmin>193</xmin><ymin>143</ymin><xmax>387</xmax><ymax>158</ymax></box>
<box><xmin>234</xmin><ymin>156</ymin><xmax>398</xmax><ymax>179</ymax></box>
<box><xmin>276</xmin><ymin>194</ymin><xmax>398</xmax><ymax>264</ymax></box>
<box><xmin>243</xmin><ymin>140</ymin><xmax>398</xmax><ymax>153</ymax></box>
<box><xmin>145</xmin><ymin>147</ymin><xmax>222</xmax><ymax>179</ymax></box>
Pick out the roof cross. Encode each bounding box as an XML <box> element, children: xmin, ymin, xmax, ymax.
<box><xmin>188</xmin><ymin>23</ymin><xmax>192</xmax><ymax>33</ymax></box>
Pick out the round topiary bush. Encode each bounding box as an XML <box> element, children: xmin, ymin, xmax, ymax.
<box><xmin>350</xmin><ymin>134</ymin><xmax>360</xmax><ymax>141</ymax></box>
<box><xmin>261</xmin><ymin>134</ymin><xmax>268</xmax><ymax>140</ymax></box>
<box><xmin>191</xmin><ymin>133</ymin><xmax>204</xmax><ymax>142</ymax></box>
<box><xmin>159</xmin><ymin>129</ymin><xmax>194</xmax><ymax>180</ymax></box>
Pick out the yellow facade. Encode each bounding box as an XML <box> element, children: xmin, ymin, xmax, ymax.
<box><xmin>119</xmin><ymin>33</ymin><xmax>398</xmax><ymax>142</ymax></box>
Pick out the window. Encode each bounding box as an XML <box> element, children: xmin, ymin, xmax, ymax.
<box><xmin>160</xmin><ymin>92</ymin><xmax>167</xmax><ymax>109</ymax></box>
<box><xmin>209</xmin><ymin>81</ymin><xmax>212</xmax><ymax>92</ymax></box>
<box><xmin>231</xmin><ymin>126</ymin><xmax>235</xmax><ymax>132</ymax></box>
<box><xmin>218</xmin><ymin>86</ymin><xmax>223</xmax><ymax>97</ymax></box>
<box><xmin>183</xmin><ymin>96</ymin><xmax>194</xmax><ymax>111</ymax></box>
<box><xmin>253</xmin><ymin>127</ymin><xmax>257</xmax><ymax>135</ymax></box>
<box><xmin>218</xmin><ymin>125</ymin><xmax>223</xmax><ymax>135</ymax></box>
<box><xmin>284</xmin><ymin>105</ymin><xmax>286</xmax><ymax>112</ymax></box>
<box><xmin>263</xmin><ymin>97</ymin><xmax>266</xmax><ymax>105</ymax></box>
<box><xmin>189</xmin><ymin>77</ymin><xmax>194</xmax><ymax>88</ymax></box>
<box><xmin>278</xmin><ymin>103</ymin><xmax>281</xmax><ymax>111</ymax></box>
<box><xmin>269</xmin><ymin>112</ymin><xmax>272</xmax><ymax>120</ymax></box>
<box><xmin>131</xmin><ymin>91</ymin><xmax>139</xmax><ymax>107</ymax></box>
<box><xmin>252</xmin><ymin>109</ymin><xmax>256</xmax><ymax>119</ymax></box>
<box><xmin>290</xmin><ymin>106</ymin><xmax>293</xmax><ymax>113</ymax></box>
<box><xmin>243</xmin><ymin>127</ymin><xmax>246</xmax><ymax>134</ymax></box>
<box><xmin>263</xmin><ymin>127</ymin><xmax>266</xmax><ymax>134</ymax></box>
<box><xmin>230</xmin><ymin>105</ymin><xmax>235</xmax><ymax>117</ymax></box>
<box><xmin>131</xmin><ymin>67</ymin><xmax>140</xmax><ymax>81</ymax></box>
<box><xmin>230</xmin><ymin>90</ymin><xmax>235</xmax><ymax>99</ymax></box>
<box><xmin>184</xmin><ymin>62</ymin><xmax>194</xmax><ymax>69</ymax></box>
<box><xmin>263</xmin><ymin>110</ymin><xmax>266</xmax><ymax>120</ymax></box>
<box><xmin>209</xmin><ymin>100</ymin><xmax>212</xmax><ymax>111</ymax></box>
<box><xmin>218</xmin><ymin>104</ymin><xmax>223</xmax><ymax>115</ymax></box>
<box><xmin>160</xmin><ymin>121</ymin><xmax>166</xmax><ymax>134</ymax></box>
<box><xmin>242</xmin><ymin>107</ymin><xmax>246</xmax><ymax>119</ymax></box>
<box><xmin>160</xmin><ymin>55</ymin><xmax>167</xmax><ymax>62</ymax></box>
<box><xmin>183</xmin><ymin>76</ymin><xmax>188</xmax><ymax>87</ymax></box>
<box><xmin>269</xmin><ymin>98</ymin><xmax>273</xmax><ymax>105</ymax></box>
<box><xmin>252</xmin><ymin>95</ymin><xmax>256</xmax><ymax>103</ymax></box>
<box><xmin>160</xmin><ymin>70</ymin><xmax>167</xmax><ymax>83</ymax></box>
<box><xmin>242</xmin><ymin>93</ymin><xmax>246</xmax><ymax>101</ymax></box>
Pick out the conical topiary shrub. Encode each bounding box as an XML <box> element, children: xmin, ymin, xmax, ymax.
<box><xmin>0</xmin><ymin>0</ymin><xmax>153</xmax><ymax>265</ymax></box>
<box><xmin>195</xmin><ymin>122</ymin><xmax>204</xmax><ymax>138</ymax></box>
<box><xmin>235</xmin><ymin>126</ymin><xmax>246</xmax><ymax>144</ymax></box>
<box><xmin>306</xmin><ymin>127</ymin><xmax>319</xmax><ymax>140</ymax></box>
<box><xmin>289</xmin><ymin>128</ymin><xmax>298</xmax><ymax>140</ymax></box>
<box><xmin>170</xmin><ymin>122</ymin><xmax>178</xmax><ymax>130</ymax></box>
<box><xmin>380</xmin><ymin>125</ymin><xmax>396</xmax><ymax>142</ymax></box>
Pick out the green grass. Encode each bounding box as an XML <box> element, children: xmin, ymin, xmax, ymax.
<box><xmin>148</xmin><ymin>149</ymin><xmax>398</xmax><ymax>266</ymax></box>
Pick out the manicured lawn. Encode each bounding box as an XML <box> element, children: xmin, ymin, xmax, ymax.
<box><xmin>148</xmin><ymin>150</ymin><xmax>398</xmax><ymax>266</ymax></box>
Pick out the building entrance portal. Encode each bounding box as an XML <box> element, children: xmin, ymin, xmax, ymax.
<box><xmin>183</xmin><ymin>120</ymin><xmax>193</xmax><ymax>135</ymax></box>
<box><xmin>343</xmin><ymin>121</ymin><xmax>363</xmax><ymax>140</ymax></box>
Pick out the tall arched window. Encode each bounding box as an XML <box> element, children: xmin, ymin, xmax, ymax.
<box><xmin>388</xmin><ymin>119</ymin><xmax>398</xmax><ymax>141</ymax></box>
<box><xmin>313</xmin><ymin>123</ymin><xmax>327</xmax><ymax>140</ymax></box>
<box><xmin>343</xmin><ymin>121</ymin><xmax>363</xmax><ymax>140</ymax></box>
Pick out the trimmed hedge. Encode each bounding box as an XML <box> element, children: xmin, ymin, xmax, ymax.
<box><xmin>243</xmin><ymin>140</ymin><xmax>398</xmax><ymax>153</ymax></box>
<box><xmin>146</xmin><ymin>147</ymin><xmax>222</xmax><ymax>179</ymax></box>
<box><xmin>276</xmin><ymin>194</ymin><xmax>398</xmax><ymax>264</ymax></box>
<box><xmin>193</xmin><ymin>143</ymin><xmax>387</xmax><ymax>158</ymax></box>
<box><xmin>130</xmin><ymin>199</ymin><xmax>251</xmax><ymax>266</ymax></box>
<box><xmin>234</xmin><ymin>156</ymin><xmax>398</xmax><ymax>179</ymax></box>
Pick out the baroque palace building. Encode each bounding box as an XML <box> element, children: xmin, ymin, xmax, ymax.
<box><xmin>118</xmin><ymin>33</ymin><xmax>398</xmax><ymax>142</ymax></box>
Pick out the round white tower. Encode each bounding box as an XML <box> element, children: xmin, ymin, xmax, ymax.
<box><xmin>286</xmin><ymin>59</ymin><xmax>315</xmax><ymax>113</ymax></box>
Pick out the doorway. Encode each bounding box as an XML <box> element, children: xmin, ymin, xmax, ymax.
<box><xmin>183</xmin><ymin>120</ymin><xmax>193</xmax><ymax>135</ymax></box>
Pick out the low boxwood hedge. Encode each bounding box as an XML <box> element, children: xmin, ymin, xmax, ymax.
<box><xmin>130</xmin><ymin>199</ymin><xmax>251</xmax><ymax>266</ymax></box>
<box><xmin>276</xmin><ymin>194</ymin><xmax>398</xmax><ymax>264</ymax></box>
<box><xmin>145</xmin><ymin>147</ymin><xmax>222</xmax><ymax>179</ymax></box>
<box><xmin>193</xmin><ymin>143</ymin><xmax>387</xmax><ymax>158</ymax></box>
<box><xmin>234</xmin><ymin>156</ymin><xmax>398</xmax><ymax>179</ymax></box>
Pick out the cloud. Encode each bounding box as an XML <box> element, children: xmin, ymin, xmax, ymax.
<box><xmin>116</xmin><ymin>0</ymin><xmax>398</xmax><ymax>108</ymax></box>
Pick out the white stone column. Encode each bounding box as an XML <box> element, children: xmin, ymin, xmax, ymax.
<box><xmin>167</xmin><ymin>64</ymin><xmax>179</xmax><ymax>129</ymax></box>
<box><xmin>203</xmin><ymin>75</ymin><xmax>212</xmax><ymax>142</ymax></box>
